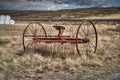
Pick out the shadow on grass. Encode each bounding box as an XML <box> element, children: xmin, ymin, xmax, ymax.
<box><xmin>0</xmin><ymin>38</ymin><xmax>10</xmax><ymax>45</ymax></box>
<box><xmin>16</xmin><ymin>48</ymin><xmax>55</xmax><ymax>58</ymax></box>
<box><xmin>16</xmin><ymin>47</ymin><xmax>76</xmax><ymax>60</ymax></box>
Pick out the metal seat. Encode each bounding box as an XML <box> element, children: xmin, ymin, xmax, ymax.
<box><xmin>53</xmin><ymin>25</ymin><xmax>65</xmax><ymax>30</ymax></box>
<box><xmin>53</xmin><ymin>25</ymin><xmax>65</xmax><ymax>39</ymax></box>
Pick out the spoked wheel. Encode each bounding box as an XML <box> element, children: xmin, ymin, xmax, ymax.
<box><xmin>76</xmin><ymin>20</ymin><xmax>98</xmax><ymax>56</ymax></box>
<box><xmin>23</xmin><ymin>23</ymin><xmax>47</xmax><ymax>51</ymax></box>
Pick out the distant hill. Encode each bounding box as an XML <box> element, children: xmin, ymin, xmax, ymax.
<box><xmin>0</xmin><ymin>7</ymin><xmax>120</xmax><ymax>19</ymax></box>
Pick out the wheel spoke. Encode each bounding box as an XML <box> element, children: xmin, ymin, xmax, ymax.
<box><xmin>78</xmin><ymin>31</ymin><xmax>84</xmax><ymax>38</ymax></box>
<box><xmin>81</xmin><ymin>26</ymin><xmax>86</xmax><ymax>37</ymax></box>
<box><xmin>87</xmin><ymin>42</ymin><xmax>92</xmax><ymax>54</ymax></box>
<box><xmin>80</xmin><ymin>44</ymin><xmax>86</xmax><ymax>54</ymax></box>
<box><xmin>86</xmin><ymin>24</ymin><xmax>91</xmax><ymax>38</ymax></box>
<box><xmin>88</xmin><ymin>42</ymin><xmax>95</xmax><ymax>52</ymax></box>
<box><xmin>27</xmin><ymin>40</ymin><xmax>34</xmax><ymax>49</ymax></box>
<box><xmin>28</xmin><ymin>26</ymin><xmax>33</xmax><ymax>34</ymax></box>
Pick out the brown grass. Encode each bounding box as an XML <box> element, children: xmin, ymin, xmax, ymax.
<box><xmin>0</xmin><ymin>21</ymin><xmax>120</xmax><ymax>80</ymax></box>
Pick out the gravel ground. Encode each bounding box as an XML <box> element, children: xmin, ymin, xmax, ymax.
<box><xmin>0</xmin><ymin>66</ymin><xmax>119</xmax><ymax>80</ymax></box>
<box><xmin>87</xmin><ymin>67</ymin><xmax>120</xmax><ymax>80</ymax></box>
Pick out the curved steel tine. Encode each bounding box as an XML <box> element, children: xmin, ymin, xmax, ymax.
<box><xmin>70</xmin><ymin>27</ymin><xmax>73</xmax><ymax>38</ymax></box>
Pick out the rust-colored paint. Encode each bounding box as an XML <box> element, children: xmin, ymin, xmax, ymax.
<box><xmin>23</xmin><ymin>20</ymin><xmax>98</xmax><ymax>56</ymax></box>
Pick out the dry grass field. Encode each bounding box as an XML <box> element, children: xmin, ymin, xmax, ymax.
<box><xmin>0</xmin><ymin>21</ymin><xmax>120</xmax><ymax>80</ymax></box>
<box><xmin>1</xmin><ymin>7</ymin><xmax>120</xmax><ymax>19</ymax></box>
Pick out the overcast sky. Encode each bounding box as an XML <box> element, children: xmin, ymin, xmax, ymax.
<box><xmin>0</xmin><ymin>0</ymin><xmax>120</xmax><ymax>10</ymax></box>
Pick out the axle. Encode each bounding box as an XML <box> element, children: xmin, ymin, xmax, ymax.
<box><xmin>33</xmin><ymin>37</ymin><xmax>90</xmax><ymax>44</ymax></box>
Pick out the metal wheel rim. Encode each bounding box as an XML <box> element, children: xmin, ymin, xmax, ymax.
<box><xmin>76</xmin><ymin>20</ymin><xmax>98</xmax><ymax>56</ymax></box>
<box><xmin>22</xmin><ymin>23</ymin><xmax>47</xmax><ymax>51</ymax></box>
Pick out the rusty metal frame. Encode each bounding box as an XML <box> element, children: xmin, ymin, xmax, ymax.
<box><xmin>22</xmin><ymin>20</ymin><xmax>98</xmax><ymax>56</ymax></box>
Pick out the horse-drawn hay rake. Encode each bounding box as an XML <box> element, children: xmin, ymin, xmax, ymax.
<box><xmin>22</xmin><ymin>20</ymin><xmax>98</xmax><ymax>56</ymax></box>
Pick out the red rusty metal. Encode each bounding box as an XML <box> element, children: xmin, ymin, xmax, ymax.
<box><xmin>23</xmin><ymin>20</ymin><xmax>98</xmax><ymax>56</ymax></box>
<box><xmin>33</xmin><ymin>37</ymin><xmax>90</xmax><ymax>44</ymax></box>
<box><xmin>53</xmin><ymin>25</ymin><xmax>65</xmax><ymax>40</ymax></box>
